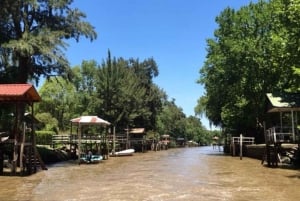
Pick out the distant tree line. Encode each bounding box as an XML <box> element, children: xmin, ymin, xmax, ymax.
<box><xmin>35</xmin><ymin>51</ymin><xmax>213</xmax><ymax>144</ymax></box>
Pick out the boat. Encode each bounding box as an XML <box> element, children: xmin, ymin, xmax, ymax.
<box><xmin>111</xmin><ymin>149</ymin><xmax>135</xmax><ymax>156</ymax></box>
<box><xmin>0</xmin><ymin>132</ymin><xmax>9</xmax><ymax>143</ymax></box>
<box><xmin>80</xmin><ymin>154</ymin><xmax>103</xmax><ymax>164</ymax></box>
<box><xmin>1</xmin><ymin>136</ymin><xmax>9</xmax><ymax>143</ymax></box>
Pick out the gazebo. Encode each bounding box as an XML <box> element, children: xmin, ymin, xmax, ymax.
<box><xmin>70</xmin><ymin>116</ymin><xmax>110</xmax><ymax>162</ymax></box>
<box><xmin>0</xmin><ymin>84</ymin><xmax>46</xmax><ymax>175</ymax></box>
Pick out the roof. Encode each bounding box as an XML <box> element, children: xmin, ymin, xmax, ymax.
<box><xmin>266</xmin><ymin>93</ymin><xmax>300</xmax><ymax>112</ymax></box>
<box><xmin>70</xmin><ymin>116</ymin><xmax>110</xmax><ymax>126</ymax></box>
<box><xmin>0</xmin><ymin>84</ymin><xmax>41</xmax><ymax>102</ymax></box>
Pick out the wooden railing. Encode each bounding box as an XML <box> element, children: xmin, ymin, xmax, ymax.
<box><xmin>230</xmin><ymin>135</ymin><xmax>255</xmax><ymax>159</ymax></box>
<box><xmin>231</xmin><ymin>136</ymin><xmax>255</xmax><ymax>144</ymax></box>
<box><xmin>265</xmin><ymin>127</ymin><xmax>294</xmax><ymax>144</ymax></box>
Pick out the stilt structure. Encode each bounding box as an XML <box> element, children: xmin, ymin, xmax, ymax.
<box><xmin>126</xmin><ymin>128</ymin><xmax>147</xmax><ymax>152</ymax></box>
<box><xmin>263</xmin><ymin>93</ymin><xmax>300</xmax><ymax>167</ymax></box>
<box><xmin>70</xmin><ymin>116</ymin><xmax>110</xmax><ymax>163</ymax></box>
<box><xmin>0</xmin><ymin>84</ymin><xmax>46</xmax><ymax>175</ymax></box>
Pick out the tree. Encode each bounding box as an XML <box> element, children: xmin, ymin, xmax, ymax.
<box><xmin>0</xmin><ymin>0</ymin><xmax>97</xmax><ymax>84</ymax></box>
<box><xmin>95</xmin><ymin>51</ymin><xmax>148</xmax><ymax>130</ymax></box>
<box><xmin>71</xmin><ymin>60</ymin><xmax>99</xmax><ymax>115</ymax></box>
<box><xmin>0</xmin><ymin>1</ymin><xmax>97</xmax><ymax>166</ymax></box>
<box><xmin>36</xmin><ymin>77</ymin><xmax>76</xmax><ymax>131</ymax></box>
<box><xmin>128</xmin><ymin>57</ymin><xmax>160</xmax><ymax>129</ymax></box>
<box><xmin>184</xmin><ymin>116</ymin><xmax>206</xmax><ymax>143</ymax></box>
<box><xmin>271</xmin><ymin>0</ymin><xmax>300</xmax><ymax>91</ymax></box>
<box><xmin>197</xmin><ymin>0</ymin><xmax>300</xmax><ymax>136</ymax></box>
<box><xmin>35</xmin><ymin>112</ymin><xmax>59</xmax><ymax>133</ymax></box>
<box><xmin>156</xmin><ymin>99</ymin><xmax>186</xmax><ymax>139</ymax></box>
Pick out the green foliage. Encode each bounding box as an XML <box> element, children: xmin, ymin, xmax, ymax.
<box><xmin>96</xmin><ymin>52</ymin><xmax>147</xmax><ymax>127</ymax></box>
<box><xmin>34</xmin><ymin>51</ymin><xmax>165</xmax><ymax>133</ymax></box>
<box><xmin>71</xmin><ymin>60</ymin><xmax>99</xmax><ymax>115</ymax></box>
<box><xmin>197</xmin><ymin>0</ymin><xmax>300</xmax><ymax>135</ymax></box>
<box><xmin>35</xmin><ymin>77</ymin><xmax>74</xmax><ymax>131</ymax></box>
<box><xmin>36</xmin><ymin>130</ymin><xmax>55</xmax><ymax>145</ymax></box>
<box><xmin>0</xmin><ymin>0</ymin><xmax>96</xmax><ymax>84</ymax></box>
<box><xmin>35</xmin><ymin>112</ymin><xmax>59</xmax><ymax>133</ymax></box>
<box><xmin>95</xmin><ymin>50</ymin><xmax>162</xmax><ymax>131</ymax></box>
<box><xmin>184</xmin><ymin>116</ymin><xmax>206</xmax><ymax>143</ymax></box>
<box><xmin>156</xmin><ymin>99</ymin><xmax>206</xmax><ymax>143</ymax></box>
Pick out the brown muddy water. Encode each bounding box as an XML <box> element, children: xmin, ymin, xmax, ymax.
<box><xmin>0</xmin><ymin>146</ymin><xmax>300</xmax><ymax>201</ymax></box>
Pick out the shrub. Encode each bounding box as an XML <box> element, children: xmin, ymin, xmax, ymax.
<box><xmin>36</xmin><ymin>130</ymin><xmax>55</xmax><ymax>145</ymax></box>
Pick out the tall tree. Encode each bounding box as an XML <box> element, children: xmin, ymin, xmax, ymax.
<box><xmin>128</xmin><ymin>57</ymin><xmax>160</xmax><ymax>129</ymax></box>
<box><xmin>96</xmin><ymin>51</ymin><xmax>148</xmax><ymax>130</ymax></box>
<box><xmin>0</xmin><ymin>0</ymin><xmax>97</xmax><ymax>84</ymax></box>
<box><xmin>197</xmin><ymin>0</ymin><xmax>300</xmax><ymax>136</ymax></box>
<box><xmin>271</xmin><ymin>0</ymin><xmax>300</xmax><ymax>91</ymax></box>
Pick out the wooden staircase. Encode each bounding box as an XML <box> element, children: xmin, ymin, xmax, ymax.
<box><xmin>24</xmin><ymin>146</ymin><xmax>47</xmax><ymax>175</ymax></box>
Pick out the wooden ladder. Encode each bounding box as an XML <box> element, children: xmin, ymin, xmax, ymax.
<box><xmin>25</xmin><ymin>146</ymin><xmax>47</xmax><ymax>174</ymax></box>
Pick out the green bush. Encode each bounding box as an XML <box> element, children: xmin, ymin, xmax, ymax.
<box><xmin>36</xmin><ymin>130</ymin><xmax>55</xmax><ymax>145</ymax></box>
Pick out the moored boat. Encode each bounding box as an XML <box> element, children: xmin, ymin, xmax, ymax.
<box><xmin>80</xmin><ymin>154</ymin><xmax>103</xmax><ymax>164</ymax></box>
<box><xmin>110</xmin><ymin>149</ymin><xmax>135</xmax><ymax>156</ymax></box>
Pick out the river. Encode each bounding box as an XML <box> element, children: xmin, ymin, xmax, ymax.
<box><xmin>0</xmin><ymin>146</ymin><xmax>300</xmax><ymax>201</ymax></box>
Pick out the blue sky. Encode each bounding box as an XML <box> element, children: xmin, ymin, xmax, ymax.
<box><xmin>66</xmin><ymin>0</ymin><xmax>257</xmax><ymax>129</ymax></box>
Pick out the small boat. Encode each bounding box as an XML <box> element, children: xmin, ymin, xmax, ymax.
<box><xmin>112</xmin><ymin>149</ymin><xmax>135</xmax><ymax>156</ymax></box>
<box><xmin>1</xmin><ymin>136</ymin><xmax>9</xmax><ymax>143</ymax></box>
<box><xmin>80</xmin><ymin>154</ymin><xmax>103</xmax><ymax>164</ymax></box>
<box><xmin>0</xmin><ymin>132</ymin><xmax>9</xmax><ymax>143</ymax></box>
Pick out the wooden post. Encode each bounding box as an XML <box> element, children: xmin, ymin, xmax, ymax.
<box><xmin>291</xmin><ymin>110</ymin><xmax>295</xmax><ymax>142</ymax></box>
<box><xmin>0</xmin><ymin>144</ymin><xmax>3</xmax><ymax>175</ymax></box>
<box><xmin>126</xmin><ymin>126</ymin><xmax>129</xmax><ymax>149</ymax></box>
<box><xmin>240</xmin><ymin>134</ymin><xmax>243</xmax><ymax>160</ymax></box>
<box><xmin>231</xmin><ymin>138</ymin><xmax>235</xmax><ymax>156</ymax></box>
<box><xmin>19</xmin><ymin>122</ymin><xmax>26</xmax><ymax>173</ymax></box>
<box><xmin>112</xmin><ymin>126</ymin><xmax>116</xmax><ymax>155</ymax></box>
<box><xmin>78</xmin><ymin>124</ymin><xmax>82</xmax><ymax>164</ymax></box>
<box><xmin>12</xmin><ymin>103</ymin><xmax>19</xmax><ymax>174</ymax></box>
